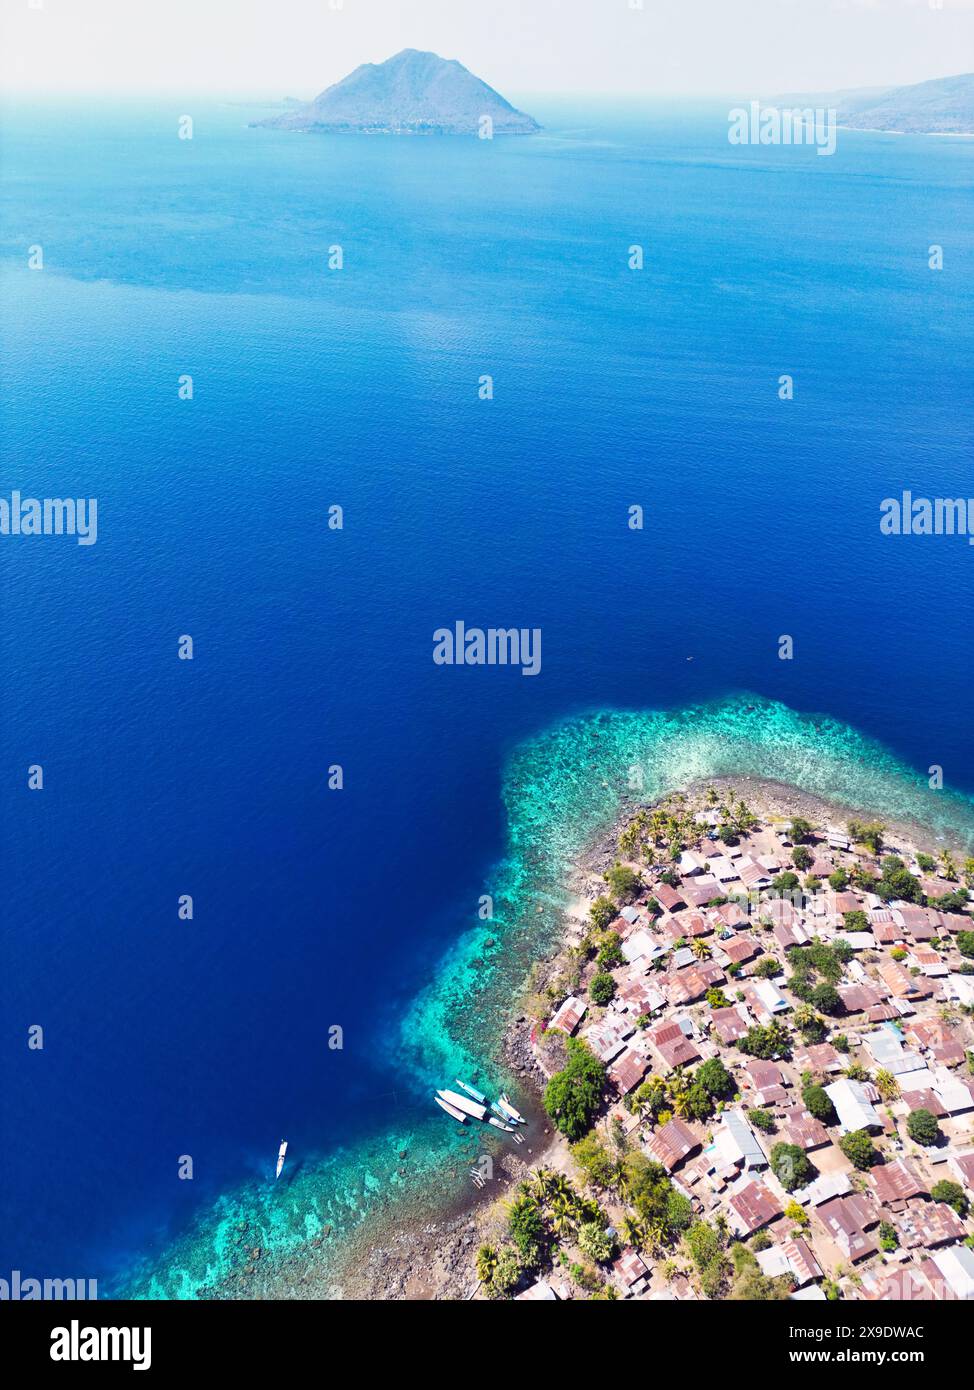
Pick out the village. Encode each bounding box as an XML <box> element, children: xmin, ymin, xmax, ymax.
<box><xmin>475</xmin><ymin>788</ymin><xmax>974</xmax><ymax>1301</ymax></box>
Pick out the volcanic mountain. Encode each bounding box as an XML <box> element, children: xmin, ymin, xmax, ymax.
<box><xmin>254</xmin><ymin>48</ymin><xmax>540</xmax><ymax>136</ymax></box>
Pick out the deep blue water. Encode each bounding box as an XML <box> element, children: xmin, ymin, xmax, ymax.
<box><xmin>1</xmin><ymin>96</ymin><xmax>972</xmax><ymax>1286</ymax></box>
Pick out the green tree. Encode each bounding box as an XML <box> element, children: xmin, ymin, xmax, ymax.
<box><xmin>589</xmin><ymin>895</ymin><xmax>616</xmax><ymax>931</ymax></box>
<box><xmin>931</xmin><ymin>1180</ymin><xmax>969</xmax><ymax>1217</ymax></box>
<box><xmin>597</xmin><ymin>937</ymin><xmax>624</xmax><ymax>969</ymax></box>
<box><xmin>747</xmin><ymin>1107</ymin><xmax>776</xmax><ymax>1133</ymax></box>
<box><xmin>578</xmin><ymin>1221</ymin><xmax>614</xmax><ymax>1263</ymax></box>
<box><xmin>906</xmin><ymin>1109</ymin><xmax>941</xmax><ymax>1146</ymax></box>
<box><xmin>792</xmin><ymin>845</ymin><xmax>813</xmax><ymax>872</ymax></box>
<box><xmin>571</xmin><ymin>1132</ymin><xmax>617</xmax><ymax>1189</ymax></box>
<box><xmin>810</xmin><ymin>983</ymin><xmax>843</xmax><ymax>1016</ymax></box>
<box><xmin>696</xmin><ymin>1057</ymin><xmax>734</xmax><ymax>1099</ymax></box>
<box><xmin>839</xmin><ymin>1129</ymin><xmax>878</xmax><ymax>1171</ymax></box>
<box><xmin>543</xmin><ymin>1040</ymin><xmax>606</xmax><ymax>1141</ymax></box>
<box><xmin>770</xmin><ymin>1142</ymin><xmax>813</xmax><ymax>1192</ymax></box>
<box><xmin>802</xmin><ymin>1084</ymin><xmax>837</xmax><ymax>1125</ymax></box>
<box><xmin>507</xmin><ymin>1192</ymin><xmax>545</xmax><ymax>1265</ymax></box>
<box><xmin>605</xmin><ymin>864</ymin><xmax>642</xmax><ymax>903</ymax></box>
<box><xmin>589</xmin><ymin>972</ymin><xmax>617</xmax><ymax>1005</ymax></box>
<box><xmin>957</xmin><ymin>931</ymin><xmax>974</xmax><ymax>960</ymax></box>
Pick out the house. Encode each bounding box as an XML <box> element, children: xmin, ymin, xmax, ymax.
<box><xmin>680</xmin><ymin>876</ymin><xmax>722</xmax><ymax>909</ymax></box>
<box><xmin>947</xmin><ymin>1151</ymin><xmax>974</xmax><ymax>1195</ymax></box>
<box><xmin>616</xmin><ymin>976</ymin><xmax>666</xmax><ymax>1018</ymax></box>
<box><xmin>892</xmin><ymin>1198</ymin><xmax>967</xmax><ymax>1250</ymax></box>
<box><xmin>794</xmin><ymin>1042</ymin><xmax>842</xmax><ymax>1075</ymax></box>
<box><xmin>668</xmin><ymin>962</ymin><xmax>725</xmax><ymax>1007</ymax></box>
<box><xmin>653</xmin><ymin>883</ymin><xmax>685</xmax><ymax>913</ymax></box>
<box><xmin>608</xmin><ymin>1047</ymin><xmax>649</xmax><ymax>1096</ymax></box>
<box><xmin>737</xmin><ymin>858</ymin><xmax>772</xmax><ymax>890</ymax></box>
<box><xmin>715</xmin><ymin>935</ymin><xmax>760</xmax><ymax>968</ymax></box>
<box><xmin>645</xmin><ymin>1116</ymin><xmax>700</xmax><ymax>1173</ymax></box>
<box><xmin>582</xmin><ymin>1016</ymin><xmax>633</xmax><ymax>1063</ymax></box>
<box><xmin>920</xmin><ymin>1245</ymin><xmax>974</xmax><ymax>1300</ymax></box>
<box><xmin>621</xmin><ymin>928</ymin><xmax>661</xmax><ymax>965</ymax></box>
<box><xmin>612</xmin><ymin>1248</ymin><xmax>651</xmax><ymax>1293</ymax></box>
<box><xmin>726</xmin><ymin>1179</ymin><xmax>781</xmax><ymax>1237</ymax></box>
<box><xmin>782</xmin><ymin>1114</ymin><xmax>831</xmax><ymax>1151</ymax></box>
<box><xmin>825</xmin><ymin>1077</ymin><xmax>882</xmax><ymax>1134</ymax></box>
<box><xmin>516</xmin><ymin>1279</ymin><xmax>558</xmax><ymax>1301</ymax></box>
<box><xmin>869</xmin><ymin>1158</ymin><xmax>927</xmax><ymax>1207</ymax></box>
<box><xmin>744</xmin><ymin>978</ymin><xmax>789</xmax><ymax>1022</ymax></box>
<box><xmin>817</xmin><ymin>1193</ymin><xmax>880</xmax><ymax>1262</ymax></box>
<box><xmin>712</xmin><ymin>902</ymin><xmax>749</xmax><ymax>931</ymax></box>
<box><xmin>714</xmin><ymin>1110</ymin><xmax>768</xmax><ymax>1172</ymax></box>
<box><xmin>880</xmin><ymin>960</ymin><xmax>923</xmax><ymax>999</ymax></box>
<box><xmin>710</xmin><ymin>1004</ymin><xmax>751</xmax><ymax>1045</ymax></box>
<box><xmin>837</xmin><ymin>984</ymin><xmax>882</xmax><ymax>1014</ymax></box>
<box><xmin>779</xmin><ymin>1238</ymin><xmax>823</xmax><ymax>1287</ymax></box>
<box><xmin>548</xmin><ymin>996</ymin><xmax>586</xmax><ymax>1035</ymax></box>
<box><xmin>648</xmin><ymin>1019</ymin><xmax>701</xmax><ymax>1071</ymax></box>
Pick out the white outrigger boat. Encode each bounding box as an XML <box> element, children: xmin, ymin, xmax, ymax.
<box><xmin>498</xmin><ymin>1094</ymin><xmax>526</xmax><ymax>1125</ymax></box>
<box><xmin>275</xmin><ymin>1140</ymin><xmax>288</xmax><ymax>1180</ymax></box>
<box><xmin>435</xmin><ymin>1095</ymin><xmax>467</xmax><ymax>1123</ymax></box>
<box><xmin>437</xmin><ymin>1088</ymin><xmax>487</xmax><ymax>1121</ymax></box>
<box><xmin>455</xmin><ymin>1078</ymin><xmax>487</xmax><ymax>1104</ymax></box>
<box><xmin>488</xmin><ymin>1115</ymin><xmax>514</xmax><ymax>1133</ymax></box>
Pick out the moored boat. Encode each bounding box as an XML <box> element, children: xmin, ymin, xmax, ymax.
<box><xmin>275</xmin><ymin>1140</ymin><xmax>288</xmax><ymax>1180</ymax></box>
<box><xmin>455</xmin><ymin>1078</ymin><xmax>487</xmax><ymax>1104</ymax></box>
<box><xmin>487</xmin><ymin>1115</ymin><xmax>514</xmax><ymax>1132</ymax></box>
<box><xmin>437</xmin><ymin>1088</ymin><xmax>487</xmax><ymax>1121</ymax></box>
<box><xmin>498</xmin><ymin>1094</ymin><xmax>526</xmax><ymax>1124</ymax></box>
<box><xmin>435</xmin><ymin>1095</ymin><xmax>467</xmax><ymax>1123</ymax></box>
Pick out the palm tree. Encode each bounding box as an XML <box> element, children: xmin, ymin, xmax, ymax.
<box><xmin>690</xmin><ymin>938</ymin><xmax>711</xmax><ymax>961</ymax></box>
<box><xmin>667</xmin><ymin>1069</ymin><xmax>692</xmax><ymax>1119</ymax></box>
<box><xmin>476</xmin><ymin>1244</ymin><xmax>498</xmax><ymax>1285</ymax></box>
<box><xmin>529</xmin><ymin>1168</ymin><xmax>558</xmax><ymax>1206</ymax></box>
<box><xmin>617</xmin><ymin>1214</ymin><xmax>646</xmax><ymax>1249</ymax></box>
<box><xmin>875</xmin><ymin>1069</ymin><xmax>900</xmax><ymax>1102</ymax></box>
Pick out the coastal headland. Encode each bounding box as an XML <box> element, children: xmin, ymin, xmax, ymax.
<box><xmin>117</xmin><ymin>698</ymin><xmax>974</xmax><ymax>1301</ymax></box>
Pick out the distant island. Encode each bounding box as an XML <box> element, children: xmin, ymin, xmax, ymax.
<box><xmin>253</xmin><ymin>48</ymin><xmax>540</xmax><ymax>136</ymax></box>
<box><xmin>775</xmin><ymin>72</ymin><xmax>974</xmax><ymax>136</ymax></box>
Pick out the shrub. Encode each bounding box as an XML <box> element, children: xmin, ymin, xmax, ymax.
<box><xmin>747</xmin><ymin>1107</ymin><xmax>776</xmax><ymax>1133</ymax></box>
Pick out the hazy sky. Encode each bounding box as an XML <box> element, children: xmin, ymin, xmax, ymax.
<box><xmin>3</xmin><ymin>0</ymin><xmax>973</xmax><ymax>98</ymax></box>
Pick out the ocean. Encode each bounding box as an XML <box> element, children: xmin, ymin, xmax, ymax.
<box><xmin>1</xmin><ymin>95</ymin><xmax>972</xmax><ymax>1296</ymax></box>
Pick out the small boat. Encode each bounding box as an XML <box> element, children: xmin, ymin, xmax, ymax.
<box><xmin>275</xmin><ymin>1140</ymin><xmax>288</xmax><ymax>1180</ymax></box>
<box><xmin>455</xmin><ymin>1078</ymin><xmax>487</xmax><ymax>1104</ymax></box>
<box><xmin>498</xmin><ymin>1094</ymin><xmax>525</xmax><ymax>1124</ymax></box>
<box><xmin>469</xmin><ymin>1171</ymin><xmax>485</xmax><ymax>1188</ymax></box>
<box><xmin>488</xmin><ymin>1116</ymin><xmax>514</xmax><ymax>1133</ymax></box>
<box><xmin>490</xmin><ymin>1102</ymin><xmax>512</xmax><ymax>1122</ymax></box>
<box><xmin>437</xmin><ymin>1089</ymin><xmax>487</xmax><ymax>1121</ymax></box>
<box><xmin>512</xmin><ymin>1133</ymin><xmax>524</xmax><ymax>1145</ymax></box>
<box><xmin>435</xmin><ymin>1095</ymin><xmax>467</xmax><ymax>1124</ymax></box>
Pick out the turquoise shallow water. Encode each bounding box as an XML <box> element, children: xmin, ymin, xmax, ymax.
<box><xmin>120</xmin><ymin>694</ymin><xmax>974</xmax><ymax>1298</ymax></box>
